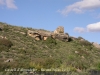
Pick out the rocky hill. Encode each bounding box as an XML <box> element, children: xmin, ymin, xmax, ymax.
<box><xmin>0</xmin><ymin>22</ymin><xmax>100</xmax><ymax>75</ymax></box>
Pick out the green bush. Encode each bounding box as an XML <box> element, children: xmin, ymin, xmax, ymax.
<box><xmin>43</xmin><ymin>37</ymin><xmax>57</xmax><ymax>48</ymax></box>
<box><xmin>0</xmin><ymin>38</ymin><xmax>13</xmax><ymax>48</ymax></box>
<box><xmin>77</xmin><ymin>36</ymin><xmax>84</xmax><ymax>40</ymax></box>
<box><xmin>0</xmin><ymin>45</ymin><xmax>9</xmax><ymax>52</ymax></box>
<box><xmin>45</xmin><ymin>37</ymin><xmax>57</xmax><ymax>44</ymax></box>
<box><xmin>96</xmin><ymin>62</ymin><xmax>100</xmax><ymax>70</ymax></box>
<box><xmin>68</xmin><ymin>37</ymin><xmax>73</xmax><ymax>42</ymax></box>
<box><xmin>43</xmin><ymin>58</ymin><xmax>56</xmax><ymax>68</ymax></box>
<box><xmin>79</xmin><ymin>40</ymin><xmax>92</xmax><ymax>46</ymax></box>
<box><xmin>0</xmin><ymin>22</ymin><xmax>100</xmax><ymax>73</ymax></box>
<box><xmin>3</xmin><ymin>25</ymin><xmax>9</xmax><ymax>32</ymax></box>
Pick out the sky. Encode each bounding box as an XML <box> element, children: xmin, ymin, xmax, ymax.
<box><xmin>0</xmin><ymin>0</ymin><xmax>100</xmax><ymax>44</ymax></box>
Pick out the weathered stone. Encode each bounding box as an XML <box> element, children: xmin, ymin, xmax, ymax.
<box><xmin>81</xmin><ymin>56</ymin><xmax>85</xmax><ymax>59</ymax></box>
<box><xmin>4</xmin><ymin>58</ymin><xmax>13</xmax><ymax>63</ymax></box>
<box><xmin>52</xmin><ymin>33</ymin><xmax>69</xmax><ymax>42</ymax></box>
<box><xmin>92</xmin><ymin>42</ymin><xmax>100</xmax><ymax>49</ymax></box>
<box><xmin>27</xmin><ymin>30</ymin><xmax>51</xmax><ymax>41</ymax></box>
<box><xmin>27</xmin><ymin>30</ymin><xmax>41</xmax><ymax>40</ymax></box>
<box><xmin>43</xmin><ymin>36</ymin><xmax>48</xmax><ymax>40</ymax></box>
<box><xmin>54</xmin><ymin>26</ymin><xmax>64</xmax><ymax>34</ymax></box>
<box><xmin>75</xmin><ymin>51</ymin><xmax>79</xmax><ymax>54</ymax></box>
<box><xmin>27</xmin><ymin>26</ymin><xmax>69</xmax><ymax>42</ymax></box>
<box><xmin>80</xmin><ymin>38</ymin><xmax>85</xmax><ymax>41</ymax></box>
<box><xmin>20</xmin><ymin>32</ymin><xmax>26</xmax><ymax>35</ymax></box>
<box><xmin>0</xmin><ymin>36</ymin><xmax>7</xmax><ymax>39</ymax></box>
<box><xmin>38</xmin><ymin>31</ymin><xmax>51</xmax><ymax>41</ymax></box>
<box><xmin>35</xmin><ymin>36</ymin><xmax>41</xmax><ymax>41</ymax></box>
<box><xmin>76</xmin><ymin>68</ymin><xmax>82</xmax><ymax>72</ymax></box>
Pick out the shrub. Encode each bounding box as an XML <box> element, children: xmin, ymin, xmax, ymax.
<box><xmin>45</xmin><ymin>37</ymin><xmax>57</xmax><ymax>45</ymax></box>
<box><xmin>77</xmin><ymin>36</ymin><xmax>84</xmax><ymax>40</ymax></box>
<box><xmin>0</xmin><ymin>38</ymin><xmax>13</xmax><ymax>48</ymax></box>
<box><xmin>68</xmin><ymin>37</ymin><xmax>73</xmax><ymax>42</ymax></box>
<box><xmin>79</xmin><ymin>40</ymin><xmax>92</xmax><ymax>46</ymax></box>
<box><xmin>43</xmin><ymin>58</ymin><xmax>56</xmax><ymax>68</ymax></box>
<box><xmin>43</xmin><ymin>37</ymin><xmax>57</xmax><ymax>48</ymax></box>
<box><xmin>96</xmin><ymin>62</ymin><xmax>100</xmax><ymax>70</ymax></box>
<box><xmin>3</xmin><ymin>25</ymin><xmax>9</xmax><ymax>32</ymax></box>
<box><xmin>0</xmin><ymin>45</ymin><xmax>9</xmax><ymax>52</ymax></box>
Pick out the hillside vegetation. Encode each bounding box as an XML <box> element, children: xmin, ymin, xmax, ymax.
<box><xmin>0</xmin><ymin>22</ymin><xmax>100</xmax><ymax>74</ymax></box>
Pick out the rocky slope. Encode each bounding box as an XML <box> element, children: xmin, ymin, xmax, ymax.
<box><xmin>0</xmin><ymin>22</ymin><xmax>100</xmax><ymax>75</ymax></box>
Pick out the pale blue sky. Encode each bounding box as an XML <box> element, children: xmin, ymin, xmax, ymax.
<box><xmin>0</xmin><ymin>0</ymin><xmax>100</xmax><ymax>43</ymax></box>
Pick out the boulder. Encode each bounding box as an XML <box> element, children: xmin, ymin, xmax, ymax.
<box><xmin>38</xmin><ymin>31</ymin><xmax>51</xmax><ymax>40</ymax></box>
<box><xmin>43</xmin><ymin>36</ymin><xmax>48</xmax><ymax>40</ymax></box>
<box><xmin>92</xmin><ymin>42</ymin><xmax>100</xmax><ymax>49</ymax></box>
<box><xmin>52</xmin><ymin>26</ymin><xmax>69</xmax><ymax>42</ymax></box>
<box><xmin>27</xmin><ymin>30</ymin><xmax>41</xmax><ymax>40</ymax></box>
<box><xmin>4</xmin><ymin>58</ymin><xmax>13</xmax><ymax>62</ymax></box>
<box><xmin>0</xmin><ymin>36</ymin><xmax>7</xmax><ymax>39</ymax></box>
<box><xmin>27</xmin><ymin>30</ymin><xmax>51</xmax><ymax>41</ymax></box>
<box><xmin>54</xmin><ymin>26</ymin><xmax>64</xmax><ymax>34</ymax></box>
<box><xmin>27</xmin><ymin>26</ymin><xmax>69</xmax><ymax>42</ymax></box>
<box><xmin>52</xmin><ymin>33</ymin><xmax>69</xmax><ymax>42</ymax></box>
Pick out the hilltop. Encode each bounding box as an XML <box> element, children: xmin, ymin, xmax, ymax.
<box><xmin>0</xmin><ymin>22</ymin><xmax>100</xmax><ymax>75</ymax></box>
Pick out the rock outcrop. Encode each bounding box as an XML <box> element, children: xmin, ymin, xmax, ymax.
<box><xmin>92</xmin><ymin>42</ymin><xmax>100</xmax><ymax>49</ymax></box>
<box><xmin>27</xmin><ymin>30</ymin><xmax>41</xmax><ymax>40</ymax></box>
<box><xmin>27</xmin><ymin>30</ymin><xmax>51</xmax><ymax>41</ymax></box>
<box><xmin>54</xmin><ymin>26</ymin><xmax>64</xmax><ymax>34</ymax></box>
<box><xmin>53</xmin><ymin>26</ymin><xmax>69</xmax><ymax>41</ymax></box>
<box><xmin>51</xmin><ymin>33</ymin><xmax>69</xmax><ymax>42</ymax></box>
<box><xmin>27</xmin><ymin>26</ymin><xmax>69</xmax><ymax>42</ymax></box>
